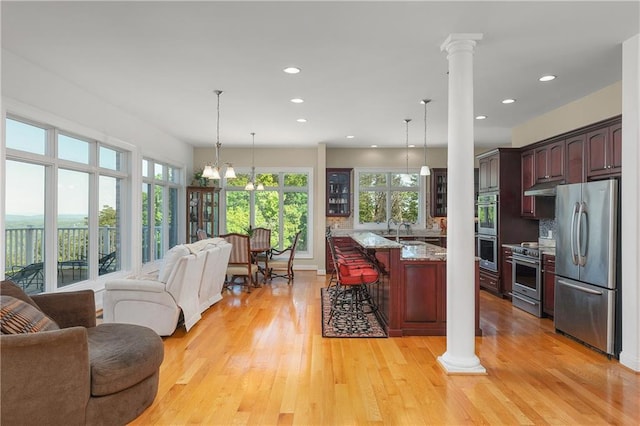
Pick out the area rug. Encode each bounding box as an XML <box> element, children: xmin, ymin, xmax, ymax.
<box><xmin>321</xmin><ymin>287</ymin><xmax>387</xmax><ymax>338</ymax></box>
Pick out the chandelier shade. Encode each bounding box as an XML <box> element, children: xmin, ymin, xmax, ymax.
<box><xmin>205</xmin><ymin>90</ymin><xmax>234</xmax><ymax>180</ymax></box>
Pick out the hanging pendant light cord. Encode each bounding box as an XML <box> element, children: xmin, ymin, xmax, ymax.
<box><xmin>404</xmin><ymin>119</ymin><xmax>411</xmax><ymax>174</ymax></box>
<box><xmin>423</xmin><ymin>99</ymin><xmax>431</xmax><ymax>164</ymax></box>
<box><xmin>215</xmin><ymin>90</ymin><xmax>223</xmax><ymax>167</ymax></box>
<box><xmin>251</xmin><ymin>132</ymin><xmax>256</xmax><ymax>180</ymax></box>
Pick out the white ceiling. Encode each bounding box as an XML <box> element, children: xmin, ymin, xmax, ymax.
<box><xmin>2</xmin><ymin>1</ymin><xmax>638</xmax><ymax>149</ymax></box>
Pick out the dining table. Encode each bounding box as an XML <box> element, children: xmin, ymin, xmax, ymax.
<box><xmin>249</xmin><ymin>238</ymin><xmax>271</xmax><ymax>283</ymax></box>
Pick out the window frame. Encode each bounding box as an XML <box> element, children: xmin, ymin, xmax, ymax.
<box><xmin>3</xmin><ymin>113</ymin><xmax>132</xmax><ymax>292</ymax></box>
<box><xmin>353</xmin><ymin>167</ymin><xmax>426</xmax><ymax>230</ymax></box>
<box><xmin>222</xmin><ymin>167</ymin><xmax>313</xmax><ymax>257</ymax></box>
<box><xmin>141</xmin><ymin>158</ymin><xmax>182</xmax><ymax>264</ymax></box>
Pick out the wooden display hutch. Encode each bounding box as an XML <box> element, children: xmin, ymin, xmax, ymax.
<box><xmin>186</xmin><ymin>186</ymin><xmax>220</xmax><ymax>243</ymax></box>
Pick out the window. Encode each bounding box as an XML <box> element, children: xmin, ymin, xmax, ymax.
<box><xmin>355</xmin><ymin>169</ymin><xmax>423</xmax><ymax>228</ymax></box>
<box><xmin>224</xmin><ymin>169</ymin><xmax>311</xmax><ymax>254</ymax></box>
<box><xmin>141</xmin><ymin>159</ymin><xmax>181</xmax><ymax>263</ymax></box>
<box><xmin>4</xmin><ymin>115</ymin><xmax>129</xmax><ymax>294</ymax></box>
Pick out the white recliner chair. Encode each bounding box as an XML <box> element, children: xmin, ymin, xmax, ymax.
<box><xmin>198</xmin><ymin>238</ymin><xmax>232</xmax><ymax>312</ymax></box>
<box><xmin>103</xmin><ymin>239</ymin><xmax>231</xmax><ymax>336</ymax></box>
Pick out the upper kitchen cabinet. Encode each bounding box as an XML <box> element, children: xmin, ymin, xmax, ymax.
<box><xmin>478</xmin><ymin>152</ymin><xmax>499</xmax><ymax>192</ymax></box>
<box><xmin>586</xmin><ymin>122</ymin><xmax>622</xmax><ymax>179</ymax></box>
<box><xmin>534</xmin><ymin>140</ymin><xmax>565</xmax><ymax>183</ymax></box>
<box><xmin>430</xmin><ymin>168</ymin><xmax>447</xmax><ymax>217</ymax></box>
<box><xmin>520</xmin><ymin>149</ymin><xmax>536</xmax><ymax>218</ymax></box>
<box><xmin>327</xmin><ymin>168</ymin><xmax>352</xmax><ymax>217</ymax></box>
<box><xmin>565</xmin><ymin>134</ymin><xmax>586</xmax><ymax>184</ymax></box>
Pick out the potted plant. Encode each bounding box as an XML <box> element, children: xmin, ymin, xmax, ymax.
<box><xmin>193</xmin><ymin>169</ymin><xmax>208</xmax><ymax>187</ymax></box>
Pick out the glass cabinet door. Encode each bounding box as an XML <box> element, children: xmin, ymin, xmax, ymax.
<box><xmin>186</xmin><ymin>186</ymin><xmax>220</xmax><ymax>243</ymax></box>
<box><xmin>327</xmin><ymin>168</ymin><xmax>352</xmax><ymax>217</ymax></box>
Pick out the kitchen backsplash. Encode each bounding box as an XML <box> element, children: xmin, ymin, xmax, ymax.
<box><xmin>539</xmin><ymin>218</ymin><xmax>557</xmax><ymax>239</ymax></box>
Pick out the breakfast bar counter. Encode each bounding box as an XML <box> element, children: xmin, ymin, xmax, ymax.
<box><xmin>346</xmin><ymin>231</ymin><xmax>481</xmax><ymax>337</ymax></box>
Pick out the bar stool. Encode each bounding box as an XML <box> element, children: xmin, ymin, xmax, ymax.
<box><xmin>326</xmin><ymin>259</ymin><xmax>380</xmax><ymax>334</ymax></box>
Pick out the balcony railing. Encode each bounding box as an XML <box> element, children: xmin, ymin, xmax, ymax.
<box><xmin>4</xmin><ymin>226</ymin><xmax>117</xmax><ymax>273</ymax></box>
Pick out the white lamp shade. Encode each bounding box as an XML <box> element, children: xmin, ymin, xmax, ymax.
<box><xmin>202</xmin><ymin>164</ymin><xmax>215</xmax><ymax>179</ymax></box>
<box><xmin>245</xmin><ymin>181</ymin><xmax>255</xmax><ymax>191</ymax></box>
<box><xmin>211</xmin><ymin>167</ymin><xmax>221</xmax><ymax>180</ymax></box>
<box><xmin>256</xmin><ymin>182</ymin><xmax>265</xmax><ymax>191</ymax></box>
<box><xmin>420</xmin><ymin>165</ymin><xmax>431</xmax><ymax>176</ymax></box>
<box><xmin>224</xmin><ymin>165</ymin><xmax>236</xmax><ymax>179</ymax></box>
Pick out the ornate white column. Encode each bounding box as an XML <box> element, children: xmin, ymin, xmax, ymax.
<box><xmin>438</xmin><ymin>33</ymin><xmax>486</xmax><ymax>374</ymax></box>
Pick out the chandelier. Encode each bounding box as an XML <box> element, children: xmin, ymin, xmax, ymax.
<box><xmin>202</xmin><ymin>90</ymin><xmax>236</xmax><ymax>180</ymax></box>
<box><xmin>244</xmin><ymin>132</ymin><xmax>263</xmax><ymax>191</ymax></box>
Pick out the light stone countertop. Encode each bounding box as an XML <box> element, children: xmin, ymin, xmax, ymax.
<box><xmin>348</xmin><ymin>231</ymin><xmax>447</xmax><ymax>261</ymax></box>
<box><xmin>330</xmin><ymin>228</ymin><xmax>446</xmax><ymax>238</ymax></box>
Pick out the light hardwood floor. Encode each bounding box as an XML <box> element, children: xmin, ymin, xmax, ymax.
<box><xmin>131</xmin><ymin>271</ymin><xmax>639</xmax><ymax>425</ymax></box>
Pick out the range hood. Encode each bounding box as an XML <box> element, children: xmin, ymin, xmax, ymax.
<box><xmin>524</xmin><ymin>181</ymin><xmax>562</xmax><ymax>197</ymax></box>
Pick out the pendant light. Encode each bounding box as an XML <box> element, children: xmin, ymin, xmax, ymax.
<box><xmin>420</xmin><ymin>99</ymin><xmax>432</xmax><ymax>176</ymax></box>
<box><xmin>204</xmin><ymin>90</ymin><xmax>236</xmax><ymax>180</ymax></box>
<box><xmin>245</xmin><ymin>132</ymin><xmax>256</xmax><ymax>191</ymax></box>
<box><xmin>404</xmin><ymin>119</ymin><xmax>411</xmax><ymax>174</ymax></box>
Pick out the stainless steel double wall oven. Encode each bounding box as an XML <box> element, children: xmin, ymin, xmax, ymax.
<box><xmin>477</xmin><ymin>193</ymin><xmax>498</xmax><ymax>271</ymax></box>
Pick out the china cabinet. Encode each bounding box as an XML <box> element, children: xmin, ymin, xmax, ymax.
<box><xmin>186</xmin><ymin>186</ymin><xmax>220</xmax><ymax>243</ymax></box>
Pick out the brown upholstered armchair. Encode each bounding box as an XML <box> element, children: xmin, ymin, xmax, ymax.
<box><xmin>0</xmin><ymin>280</ymin><xmax>164</xmax><ymax>425</ymax></box>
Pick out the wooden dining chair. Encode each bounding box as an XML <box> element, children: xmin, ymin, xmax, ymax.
<box><xmin>251</xmin><ymin>227</ymin><xmax>271</xmax><ymax>282</ymax></box>
<box><xmin>268</xmin><ymin>231</ymin><xmax>301</xmax><ymax>284</ymax></box>
<box><xmin>220</xmin><ymin>233</ymin><xmax>259</xmax><ymax>292</ymax></box>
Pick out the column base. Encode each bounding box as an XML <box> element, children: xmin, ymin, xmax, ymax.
<box><xmin>437</xmin><ymin>352</ymin><xmax>487</xmax><ymax>375</ymax></box>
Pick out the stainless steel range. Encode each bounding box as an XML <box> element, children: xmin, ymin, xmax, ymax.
<box><xmin>511</xmin><ymin>243</ymin><xmax>542</xmax><ymax>317</ymax></box>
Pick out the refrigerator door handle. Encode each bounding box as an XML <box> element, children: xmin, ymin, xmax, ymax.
<box><xmin>577</xmin><ymin>201</ymin><xmax>587</xmax><ymax>266</ymax></box>
<box><xmin>570</xmin><ymin>202</ymin><xmax>579</xmax><ymax>265</ymax></box>
<box><xmin>557</xmin><ymin>279</ymin><xmax>603</xmax><ymax>295</ymax></box>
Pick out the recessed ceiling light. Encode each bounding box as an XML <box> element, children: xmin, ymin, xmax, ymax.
<box><xmin>371</xmin><ymin>145</ymin><xmax>378</xmax><ymax>148</ymax></box>
<box><xmin>502</xmin><ymin>98</ymin><xmax>516</xmax><ymax>104</ymax></box>
<box><xmin>476</xmin><ymin>115</ymin><xmax>487</xmax><ymax>120</ymax></box>
<box><xmin>283</xmin><ymin>67</ymin><xmax>301</xmax><ymax>74</ymax></box>
<box><xmin>296</xmin><ymin>118</ymin><xmax>307</xmax><ymax>123</ymax></box>
<box><xmin>539</xmin><ymin>75</ymin><xmax>556</xmax><ymax>82</ymax></box>
<box><xmin>346</xmin><ymin>135</ymin><xmax>355</xmax><ymax>139</ymax></box>
<box><xmin>290</xmin><ymin>98</ymin><xmax>304</xmax><ymax>103</ymax></box>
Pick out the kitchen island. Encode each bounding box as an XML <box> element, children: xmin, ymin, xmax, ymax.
<box><xmin>348</xmin><ymin>231</ymin><xmax>481</xmax><ymax>337</ymax></box>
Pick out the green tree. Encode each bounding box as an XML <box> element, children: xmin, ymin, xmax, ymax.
<box><xmin>99</xmin><ymin>205</ymin><xmax>117</xmax><ymax>227</ymax></box>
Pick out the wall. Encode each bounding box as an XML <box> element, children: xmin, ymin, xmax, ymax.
<box><xmin>1</xmin><ymin>50</ymin><xmax>193</xmax><ymax>165</ymax></box>
<box><xmin>511</xmin><ymin>81</ymin><xmax>622</xmax><ymax>147</ymax></box>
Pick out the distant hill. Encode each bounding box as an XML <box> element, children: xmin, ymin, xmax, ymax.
<box><xmin>5</xmin><ymin>214</ymin><xmax>87</xmax><ymax>229</ymax></box>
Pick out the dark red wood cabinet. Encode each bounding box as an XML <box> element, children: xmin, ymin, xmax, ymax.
<box><xmin>478</xmin><ymin>154</ymin><xmax>499</xmax><ymax>192</ymax></box>
<box><xmin>521</xmin><ymin>149</ymin><xmax>535</xmax><ymax>217</ymax></box>
<box><xmin>543</xmin><ymin>254</ymin><xmax>556</xmax><ymax>317</ymax></box>
<box><xmin>534</xmin><ymin>140</ymin><xmax>565</xmax><ymax>183</ymax></box>
<box><xmin>586</xmin><ymin>123</ymin><xmax>621</xmax><ymax>179</ymax></box>
<box><xmin>479</xmin><ymin>268</ymin><xmax>500</xmax><ymax>294</ymax></box>
<box><xmin>565</xmin><ymin>134</ymin><xmax>586</xmax><ymax>184</ymax></box>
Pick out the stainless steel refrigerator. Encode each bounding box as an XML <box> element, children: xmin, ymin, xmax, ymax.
<box><xmin>555</xmin><ymin>179</ymin><xmax>620</xmax><ymax>356</ymax></box>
